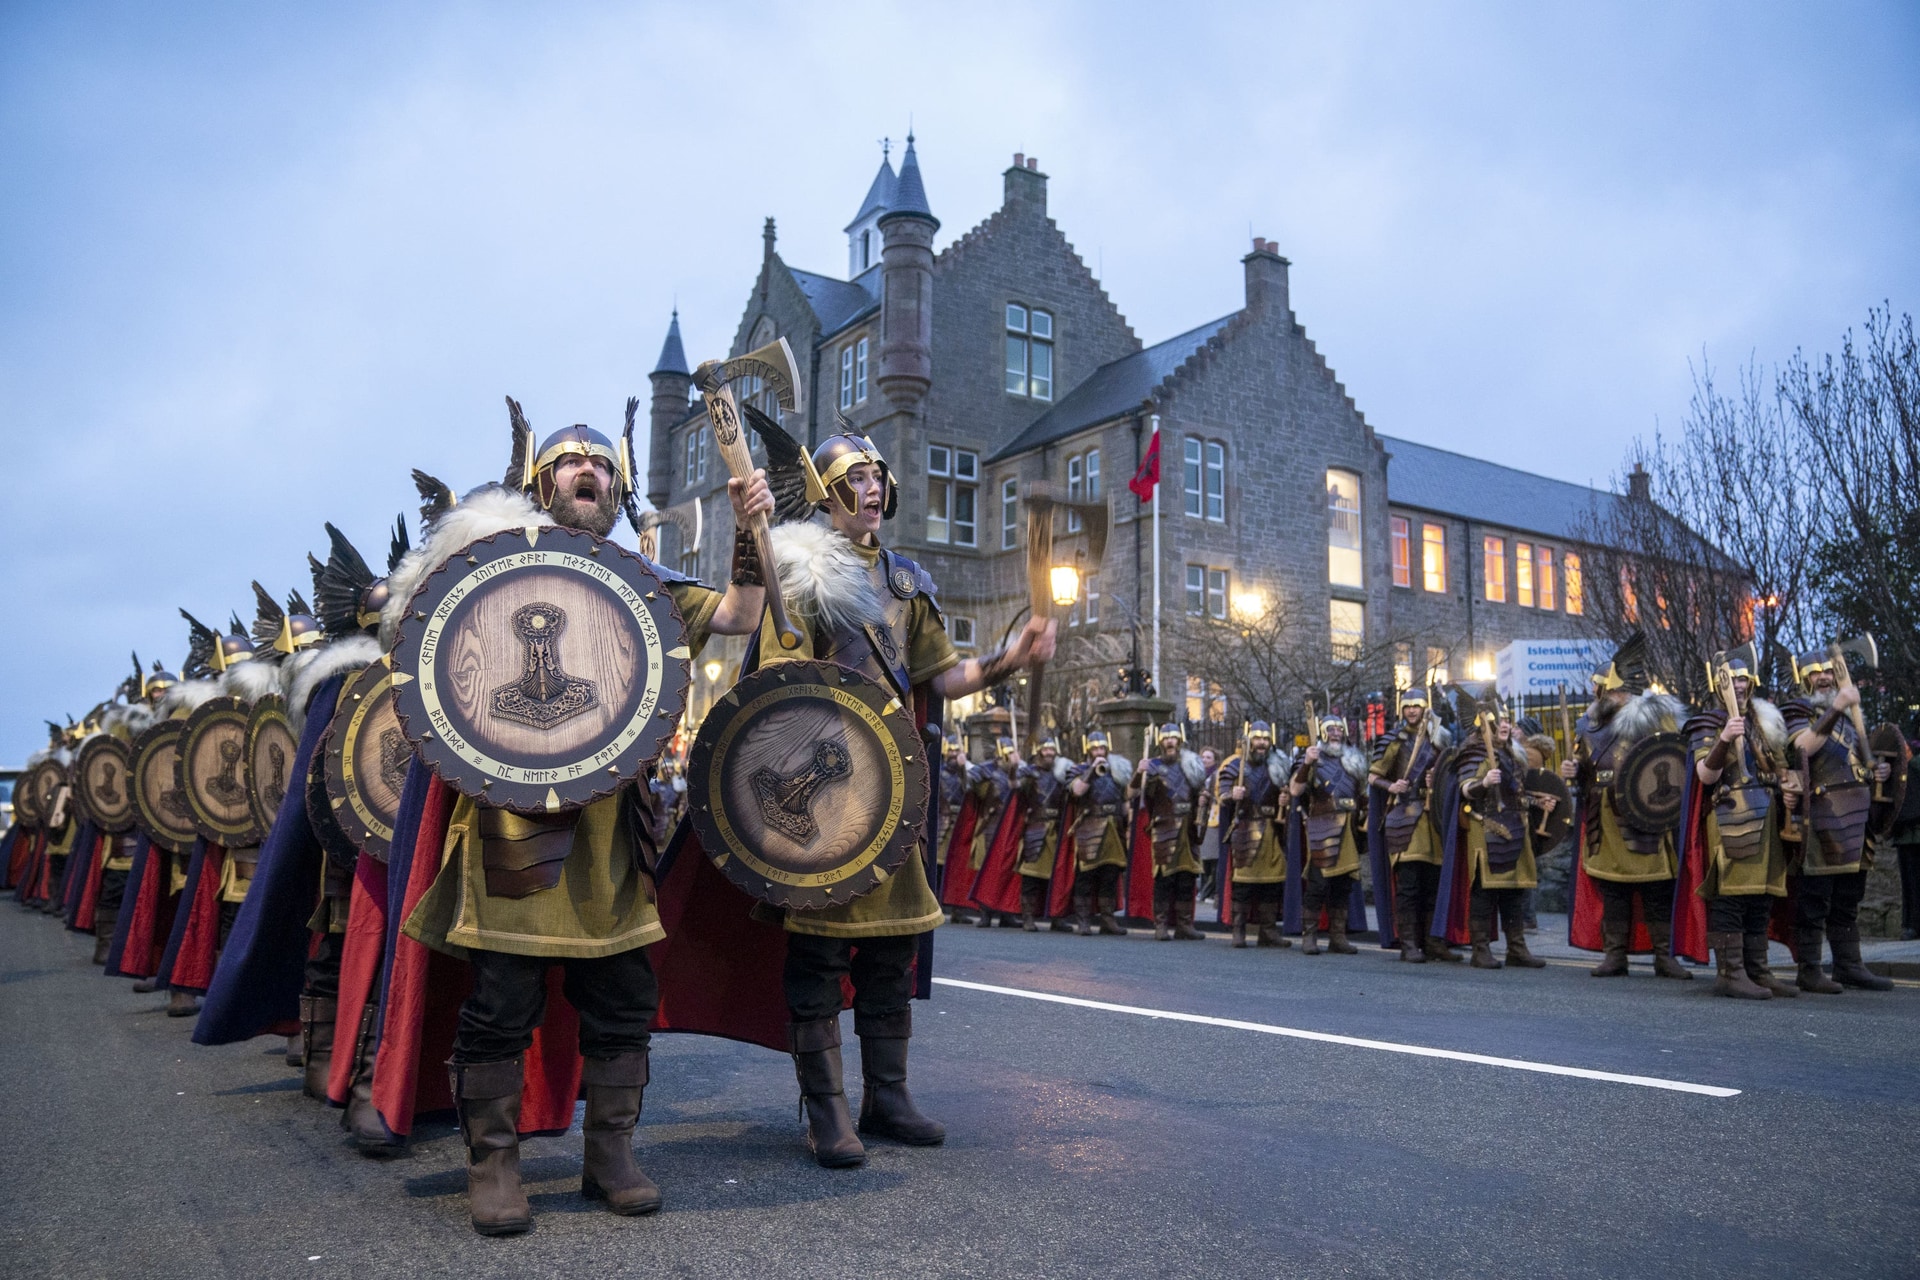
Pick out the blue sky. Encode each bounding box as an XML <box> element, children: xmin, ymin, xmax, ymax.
<box><xmin>2</xmin><ymin>1</ymin><xmax>1916</xmax><ymax>761</ymax></box>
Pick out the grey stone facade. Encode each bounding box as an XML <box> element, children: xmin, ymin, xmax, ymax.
<box><xmin>645</xmin><ymin>140</ymin><xmax>1626</xmax><ymax>727</ymax></box>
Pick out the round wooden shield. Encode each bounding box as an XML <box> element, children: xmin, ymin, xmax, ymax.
<box><xmin>688</xmin><ymin>660</ymin><xmax>930</xmax><ymax>910</ymax></box>
<box><xmin>1525</xmin><ymin>766</ymin><xmax>1573</xmax><ymax>850</ymax></box>
<box><xmin>26</xmin><ymin>759</ymin><xmax>67</xmax><ymax>827</ymax></box>
<box><xmin>245</xmin><ymin>694</ymin><xmax>299</xmax><ymax>837</ymax></box>
<box><xmin>1616</xmin><ymin>731</ymin><xmax>1688</xmax><ymax>832</ymax></box>
<box><xmin>178</xmin><ymin>696</ymin><xmax>263</xmax><ymax>845</ymax></box>
<box><xmin>13</xmin><ymin>760</ymin><xmax>44</xmax><ymax>826</ymax></box>
<box><xmin>74</xmin><ymin>734</ymin><xmax>137</xmax><ymax>833</ymax></box>
<box><xmin>132</xmin><ymin>720</ymin><xmax>197</xmax><ymax>854</ymax></box>
<box><xmin>390</xmin><ymin>525</ymin><xmax>691</xmax><ymax>814</ymax></box>
<box><xmin>322</xmin><ymin>658</ymin><xmax>411</xmax><ymax>861</ymax></box>
<box><xmin>1869</xmin><ymin>722</ymin><xmax>1912</xmax><ymax>837</ymax></box>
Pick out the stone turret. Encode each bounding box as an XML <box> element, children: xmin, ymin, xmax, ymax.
<box><xmin>647</xmin><ymin>310</ymin><xmax>690</xmax><ymax>508</ymax></box>
<box><xmin>877</xmin><ymin>134</ymin><xmax>938</xmax><ymax>412</ymax></box>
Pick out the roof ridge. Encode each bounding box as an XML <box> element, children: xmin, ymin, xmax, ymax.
<box><xmin>1379</xmin><ymin>433</ymin><xmax>1611</xmax><ymax>494</ymax></box>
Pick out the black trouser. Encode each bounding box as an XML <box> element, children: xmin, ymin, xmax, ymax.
<box><xmin>303</xmin><ymin>930</ymin><xmax>346</xmax><ymax>1002</ymax></box>
<box><xmin>1080</xmin><ymin>863</ymin><xmax>1124</xmax><ymax>913</ymax></box>
<box><xmin>1896</xmin><ymin>845</ymin><xmax>1920</xmax><ymax>933</ymax></box>
<box><xmin>1596</xmin><ymin>878</ymin><xmax>1674</xmax><ymax>929</ymax></box>
<box><xmin>784</xmin><ymin>932</ymin><xmax>918</xmax><ymax>1024</ymax></box>
<box><xmin>1302</xmin><ymin>865</ymin><xmax>1352</xmax><ymax>921</ymax></box>
<box><xmin>216</xmin><ymin>900</ymin><xmax>241</xmax><ymax>949</ymax></box>
<box><xmin>1470</xmin><ymin>884</ymin><xmax>1525</xmax><ymax>933</ymax></box>
<box><xmin>1393</xmin><ymin>860</ymin><xmax>1442</xmax><ymax>932</ymax></box>
<box><xmin>1232</xmin><ymin>880</ymin><xmax>1283</xmax><ymax>914</ymax></box>
<box><xmin>1708</xmin><ymin>894</ymin><xmax>1772</xmax><ymax>934</ymax></box>
<box><xmin>452</xmin><ymin>945</ymin><xmax>658</xmax><ymax>1065</ymax></box>
<box><xmin>1019</xmin><ymin>876</ymin><xmax>1048</xmax><ymax>917</ymax></box>
<box><xmin>98</xmin><ymin>867</ymin><xmax>129</xmax><ymax>913</ymax></box>
<box><xmin>1199</xmin><ymin>858</ymin><xmax>1219</xmax><ymax>900</ymax></box>
<box><xmin>1155</xmin><ymin>870</ymin><xmax>1197</xmax><ymax>904</ymax></box>
<box><xmin>1795</xmin><ymin>869</ymin><xmax>1866</xmax><ymax>934</ymax></box>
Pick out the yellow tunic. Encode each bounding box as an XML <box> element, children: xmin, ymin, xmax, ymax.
<box><xmin>403</xmin><ymin>580</ymin><xmax>721</xmax><ymax>959</ymax></box>
<box><xmin>756</xmin><ymin>541</ymin><xmax>961</xmax><ymax>940</ymax></box>
<box><xmin>1691</xmin><ymin>742</ymin><xmax>1789</xmax><ymax>900</ymax></box>
<box><xmin>1370</xmin><ymin>739</ymin><xmax>1442</xmax><ymax>868</ymax></box>
<box><xmin>1581</xmin><ymin>800</ymin><xmax>1677</xmax><ymax>882</ymax></box>
<box><xmin>1463</xmin><ymin>757</ymin><xmax>1538</xmax><ymax>890</ymax></box>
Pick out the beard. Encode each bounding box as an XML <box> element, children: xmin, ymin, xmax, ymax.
<box><xmin>548</xmin><ymin>489</ymin><xmax>618</xmax><ymax>538</ymax></box>
<box><xmin>1803</xmin><ymin>687</ymin><xmax>1835</xmax><ymax>711</ymax></box>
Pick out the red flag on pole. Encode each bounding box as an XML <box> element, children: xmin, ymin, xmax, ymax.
<box><xmin>1128</xmin><ymin>423</ymin><xmax>1161</xmax><ymax>502</ymax></box>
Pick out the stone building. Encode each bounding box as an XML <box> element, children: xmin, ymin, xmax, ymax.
<box><xmin>646</xmin><ymin>139</ymin><xmax>1634</xmax><ymax>734</ymax></box>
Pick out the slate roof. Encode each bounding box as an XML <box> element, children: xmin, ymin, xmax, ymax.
<box><xmin>1378</xmin><ymin>435</ymin><xmax>1616</xmax><ymax>541</ymax></box>
<box><xmin>789</xmin><ymin>264</ymin><xmax>881</xmax><ymax>338</ymax></box>
<box><xmin>988</xmin><ymin>315</ymin><xmax>1233</xmax><ymax>461</ymax></box>
<box><xmin>882</xmin><ymin>135</ymin><xmax>936</xmax><ymax>225</ymax></box>
<box><xmin>844</xmin><ymin>157</ymin><xmax>897</xmax><ymax>232</ymax></box>
<box><xmin>652</xmin><ymin>311</ymin><xmax>688</xmax><ymax>376</ymax></box>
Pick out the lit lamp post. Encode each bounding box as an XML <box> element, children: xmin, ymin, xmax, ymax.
<box><xmin>1049</xmin><ymin>563</ymin><xmax>1081</xmax><ymax>609</ymax></box>
<box><xmin>703</xmin><ymin>658</ymin><xmax>724</xmax><ymax>684</ymax></box>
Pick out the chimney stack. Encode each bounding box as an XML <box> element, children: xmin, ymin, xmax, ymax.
<box><xmin>1003</xmin><ymin>153</ymin><xmax>1047</xmax><ymax>215</ymax></box>
<box><xmin>1627</xmin><ymin>462</ymin><xmax>1652</xmax><ymax>501</ymax></box>
<box><xmin>1242</xmin><ymin>237</ymin><xmax>1290</xmax><ymax>315</ymax></box>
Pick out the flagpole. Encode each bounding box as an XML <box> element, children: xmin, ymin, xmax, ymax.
<box><xmin>1150</xmin><ymin>414</ymin><xmax>1161</xmax><ymax>699</ymax></box>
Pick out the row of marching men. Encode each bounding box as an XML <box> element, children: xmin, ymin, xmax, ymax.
<box><xmin>931</xmin><ymin>628</ymin><xmax>1909</xmax><ymax>997</ymax></box>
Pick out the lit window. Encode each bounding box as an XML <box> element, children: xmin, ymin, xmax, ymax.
<box><xmin>1537</xmin><ymin>545</ymin><xmax>1556</xmax><ymax>612</ymax></box>
<box><xmin>1183</xmin><ymin>438</ymin><xmax>1202</xmax><ymax>517</ymax></box>
<box><xmin>1001</xmin><ymin>478</ymin><xmax>1018</xmax><ymax>550</ymax></box>
<box><xmin>1331</xmin><ymin>600</ymin><xmax>1365</xmax><ymax>662</ymax></box>
<box><xmin>1185</xmin><ymin>564</ymin><xmax>1205</xmax><ymax>616</ymax></box>
<box><xmin>1327</xmin><ymin>469</ymin><xmax>1363</xmax><ymax>587</ymax></box>
<box><xmin>1393</xmin><ymin>641</ymin><xmax>1413</xmax><ymax>691</ymax></box>
<box><xmin>1005</xmin><ymin>305</ymin><xmax>1055</xmax><ymax>399</ymax></box>
<box><xmin>1391</xmin><ymin>517</ymin><xmax>1410</xmax><ymax>588</ymax></box>
<box><xmin>1565</xmin><ymin>552</ymin><xmax>1584</xmax><ymax>615</ymax></box>
<box><xmin>949</xmin><ymin>616</ymin><xmax>976</xmax><ymax>648</ymax></box>
<box><xmin>1516</xmin><ymin>541</ymin><xmax>1535</xmax><ymax>607</ymax></box>
<box><xmin>926</xmin><ymin>445</ymin><xmax>977</xmax><ymax>547</ymax></box>
<box><xmin>1185</xmin><ymin>676</ymin><xmax>1227</xmax><ymax>724</ymax></box>
<box><xmin>855</xmin><ymin>338</ymin><xmax>869</xmax><ymax>403</ymax></box>
<box><xmin>840</xmin><ymin>346</ymin><xmax>854</xmax><ymax>410</ymax></box>
<box><xmin>1207</xmin><ymin>568</ymin><xmax>1228</xmax><ymax>620</ymax></box>
<box><xmin>1421</xmin><ymin>523</ymin><xmax>1447</xmax><ymax>593</ymax></box>
<box><xmin>1483</xmin><ymin>536</ymin><xmax>1506</xmax><ymax>602</ymax></box>
<box><xmin>1426</xmin><ymin>646</ymin><xmax>1450</xmax><ymax>687</ymax></box>
<box><xmin>1620</xmin><ymin>564</ymin><xmax>1638</xmax><ymax>623</ymax></box>
<box><xmin>1207</xmin><ymin>681</ymin><xmax>1226</xmax><ymax>724</ymax></box>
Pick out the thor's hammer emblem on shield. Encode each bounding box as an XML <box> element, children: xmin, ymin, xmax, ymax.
<box><xmin>752</xmin><ymin>740</ymin><xmax>853</xmax><ymax>843</ymax></box>
<box><xmin>490</xmin><ymin>602</ymin><xmax>599</xmax><ymax>731</ymax></box>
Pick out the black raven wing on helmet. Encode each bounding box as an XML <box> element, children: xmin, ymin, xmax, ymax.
<box><xmin>742</xmin><ymin>401</ymin><xmax>820</xmax><ymax>525</ymax></box>
<box><xmin>180</xmin><ymin>608</ymin><xmax>222</xmax><ymax>681</ymax></box>
<box><xmin>412</xmin><ymin>468</ymin><xmax>456</xmax><ymax>528</ymax></box>
<box><xmin>249</xmin><ymin>582</ymin><xmax>286</xmax><ymax>652</ymax></box>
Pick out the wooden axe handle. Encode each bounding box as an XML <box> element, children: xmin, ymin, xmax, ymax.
<box><xmin>704</xmin><ymin>385</ymin><xmax>802</xmax><ymax>650</ymax></box>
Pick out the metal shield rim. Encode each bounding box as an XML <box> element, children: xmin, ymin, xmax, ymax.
<box><xmin>388</xmin><ymin>525</ymin><xmax>691</xmax><ymax>815</ymax></box>
<box><xmin>28</xmin><ymin>759</ymin><xmax>66</xmax><ymax>825</ymax></box>
<box><xmin>324</xmin><ymin>658</ymin><xmax>405</xmax><ymax>861</ymax></box>
<box><xmin>245</xmin><ymin>694</ymin><xmax>297</xmax><ymax>838</ymax></box>
<box><xmin>178</xmin><ymin>695</ymin><xmax>264</xmax><ymax>845</ymax></box>
<box><xmin>687</xmin><ymin>659</ymin><xmax>931</xmax><ymax>910</ymax></box>
<box><xmin>14</xmin><ymin>759</ymin><xmax>46</xmax><ymax>825</ymax></box>
<box><xmin>1868</xmin><ymin>721</ymin><xmax>1911</xmax><ymax>836</ymax></box>
<box><xmin>75</xmin><ymin>734</ymin><xmax>137</xmax><ymax>833</ymax></box>
<box><xmin>1617</xmin><ymin>730</ymin><xmax>1688</xmax><ymax>831</ymax></box>
<box><xmin>131</xmin><ymin>719</ymin><xmax>196</xmax><ymax>854</ymax></box>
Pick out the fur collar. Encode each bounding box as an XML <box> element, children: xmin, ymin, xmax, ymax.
<box><xmin>1100</xmin><ymin>754</ymin><xmax>1135</xmax><ymax>787</ymax></box>
<box><xmin>286</xmin><ymin>635</ymin><xmax>384</xmax><ymax>735</ymax></box>
<box><xmin>1156</xmin><ymin>748</ymin><xmax>1207</xmax><ymax>788</ymax></box>
<box><xmin>768</xmin><ymin>520</ymin><xmax>886</xmax><ymax>638</ymax></box>
<box><xmin>381</xmin><ymin>486</ymin><xmax>556</xmax><ymax>648</ymax></box>
<box><xmin>103</xmin><ymin>703</ymin><xmax>155</xmax><ymax>740</ymax></box>
<box><xmin>1329</xmin><ymin>742</ymin><xmax>1369</xmax><ymax>779</ymax></box>
<box><xmin>1599</xmin><ymin>690</ymin><xmax>1685</xmax><ymax>746</ymax></box>
<box><xmin>1749</xmin><ymin>697</ymin><xmax>1788</xmax><ymax>756</ymax></box>
<box><xmin>1052</xmin><ymin>755</ymin><xmax>1077</xmax><ymax>782</ymax></box>
<box><xmin>158</xmin><ymin>678</ymin><xmax>224</xmax><ymax>720</ymax></box>
<box><xmin>222</xmin><ymin>658</ymin><xmax>285</xmax><ymax>705</ymax></box>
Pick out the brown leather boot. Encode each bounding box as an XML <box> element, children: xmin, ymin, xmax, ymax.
<box><xmin>1396</xmin><ymin>908</ymin><xmax>1426</xmax><ymax>963</ymax></box>
<box><xmin>1152</xmin><ymin>882</ymin><xmax>1173</xmax><ymax>942</ymax></box>
<box><xmin>855</xmin><ymin>1010</ymin><xmax>945</xmax><ymax>1146</ymax></box>
<box><xmin>1794</xmin><ymin>928</ymin><xmax>1843</xmax><ymax>993</ymax></box>
<box><xmin>299</xmin><ymin>995</ymin><xmax>336</xmax><ymax>1099</ymax></box>
<box><xmin>1073</xmin><ymin>880</ymin><xmax>1095</xmax><ymax>936</ymax></box>
<box><xmin>580</xmin><ymin>1050</ymin><xmax>662</xmax><ymax>1215</ymax></box>
<box><xmin>1710</xmin><ymin>932</ymin><xmax>1769</xmax><ymax>1000</ymax></box>
<box><xmin>1255</xmin><ymin>899</ymin><xmax>1290</xmax><ymax>948</ymax></box>
<box><xmin>1498</xmin><ymin>898</ymin><xmax>1545</xmax><ymax>968</ymax></box>
<box><xmin>1744</xmin><ymin>932</ymin><xmax>1797</xmax><ymax>997</ymax></box>
<box><xmin>1172</xmin><ymin>894</ymin><xmax>1206</xmax><ymax>941</ymax></box>
<box><xmin>1469</xmin><ymin>901</ymin><xmax>1502</xmax><ymax>969</ymax></box>
<box><xmin>1230</xmin><ymin>901</ymin><xmax>1250</xmax><ymax>949</ymax></box>
<box><xmin>1423</xmin><ymin>934</ymin><xmax>1463</xmax><ymax>963</ymax></box>
<box><xmin>1589</xmin><ymin>921</ymin><xmax>1630</xmax><ymax>977</ymax></box>
<box><xmin>789</xmin><ymin>1018</ymin><xmax>866</xmax><ymax>1168</ymax></box>
<box><xmin>92</xmin><ymin>906</ymin><xmax>116</xmax><ymax>965</ymax></box>
<box><xmin>1300</xmin><ymin>894</ymin><xmax>1322</xmax><ymax>954</ymax></box>
<box><xmin>285</xmin><ymin>1034</ymin><xmax>303</xmax><ymax>1069</ymax></box>
<box><xmin>1829</xmin><ymin>925</ymin><xmax>1894</xmax><ymax>991</ymax></box>
<box><xmin>449</xmin><ymin>1057</ymin><xmax>533</xmax><ymax>1237</ymax></box>
<box><xmin>131</xmin><ymin>977</ymin><xmax>162</xmax><ymax>993</ymax></box>
<box><xmin>342</xmin><ymin>1004</ymin><xmax>403</xmax><ymax>1155</ymax></box>
<box><xmin>1647</xmin><ymin>920</ymin><xmax>1693</xmax><ymax>980</ymax></box>
<box><xmin>165</xmin><ymin>988</ymin><xmax>200</xmax><ymax>1017</ymax></box>
<box><xmin>1019</xmin><ymin>879</ymin><xmax>1044</xmax><ymax>932</ymax></box>
<box><xmin>1097</xmin><ymin>878</ymin><xmax>1128</xmax><ymax>935</ymax></box>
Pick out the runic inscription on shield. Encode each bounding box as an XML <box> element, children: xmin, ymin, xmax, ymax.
<box><xmin>490</xmin><ymin>602</ymin><xmax>599</xmax><ymax>731</ymax></box>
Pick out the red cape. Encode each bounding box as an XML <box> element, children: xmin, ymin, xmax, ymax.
<box><xmin>113</xmin><ymin>843</ymin><xmax>176</xmax><ymax>979</ymax></box>
<box><xmin>968</xmin><ymin>792</ymin><xmax>1031</xmax><ymax>918</ymax></box>
<box><xmin>71</xmin><ymin>831</ymin><xmax>107</xmax><ymax>932</ymax></box>
<box><xmin>649</xmin><ymin>831</ymin><xmax>794</xmax><ymax>1052</ymax></box>
<box><xmin>1123</xmin><ymin>802</ymin><xmax>1155</xmax><ymax>920</ymax></box>
<box><xmin>1567</xmin><ymin>805</ymin><xmax>1653</xmax><ymax>954</ymax></box>
<box><xmin>370</xmin><ymin>777</ymin><xmax>581</xmax><ymax>1138</ymax></box>
<box><xmin>1670</xmin><ymin>773</ymin><xmax>1794</xmax><ymax>965</ymax></box>
<box><xmin>937</xmin><ymin>793</ymin><xmax>982</xmax><ymax>908</ymax></box>
<box><xmin>170</xmin><ymin>845</ymin><xmax>227</xmax><ymax>992</ymax></box>
<box><xmin>1045</xmin><ymin>799</ymin><xmax>1084</xmax><ymax>918</ymax></box>
<box><xmin>7</xmin><ymin>827</ymin><xmax>40</xmax><ymax>890</ymax></box>
<box><xmin>326</xmin><ymin>852</ymin><xmax>389</xmax><ymax>1104</ymax></box>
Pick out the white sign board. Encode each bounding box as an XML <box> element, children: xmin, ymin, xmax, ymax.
<box><xmin>1496</xmin><ymin>639</ymin><xmax>1602</xmax><ymax>699</ymax></box>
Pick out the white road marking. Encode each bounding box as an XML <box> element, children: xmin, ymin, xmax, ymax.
<box><xmin>930</xmin><ymin>977</ymin><xmax>1742</xmax><ymax>1098</ymax></box>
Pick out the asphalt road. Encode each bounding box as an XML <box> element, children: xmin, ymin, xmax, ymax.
<box><xmin>3</xmin><ymin>909</ymin><xmax>1917</xmax><ymax>1280</ymax></box>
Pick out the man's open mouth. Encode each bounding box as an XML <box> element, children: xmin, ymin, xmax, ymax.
<box><xmin>576</xmin><ymin>483</ymin><xmax>599</xmax><ymax>502</ymax></box>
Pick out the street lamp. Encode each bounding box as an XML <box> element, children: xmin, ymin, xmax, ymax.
<box><xmin>1050</xmin><ymin>563</ymin><xmax>1081</xmax><ymax>608</ymax></box>
<box><xmin>703</xmin><ymin>658</ymin><xmax>723</xmax><ymax>684</ymax></box>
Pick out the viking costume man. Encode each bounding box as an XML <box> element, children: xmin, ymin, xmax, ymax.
<box><xmin>85</xmin><ymin>670</ymin><xmax>157</xmax><ymax>963</ymax></box>
<box><xmin>399</xmin><ymin>407</ymin><xmax>774</xmax><ymax>1234</ymax></box>
<box><xmin>755</xmin><ymin>426</ymin><xmax>1055</xmax><ymax>1168</ymax></box>
<box><xmin>1216</xmin><ymin>722</ymin><xmax>1290</xmax><ymax>949</ymax></box>
<box><xmin>1782</xmin><ymin>650</ymin><xmax>1895</xmax><ymax>993</ymax></box>
<box><xmin>1132</xmin><ymin>723</ymin><xmax>1207</xmax><ymax>942</ymax></box>
<box><xmin>1450</xmin><ymin>712</ymin><xmax>1546</xmax><ymax>970</ymax></box>
<box><xmin>1684</xmin><ymin>656</ymin><xmax>1796</xmax><ymax>998</ymax></box>
<box><xmin>1290</xmin><ymin>715</ymin><xmax>1367</xmax><ymax>956</ymax></box>
<box><xmin>947</xmin><ymin>739</ymin><xmax>1018</xmax><ymax>927</ymax></box>
<box><xmin>1062</xmin><ymin>730</ymin><xmax>1134</xmax><ymax>937</ymax></box>
<box><xmin>1560</xmin><ymin>635</ymin><xmax>1691</xmax><ymax>979</ymax></box>
<box><xmin>1012</xmin><ymin>736</ymin><xmax>1073</xmax><ymax>931</ymax></box>
<box><xmin>1368</xmin><ymin>691</ymin><xmax>1456</xmax><ymax>963</ymax></box>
